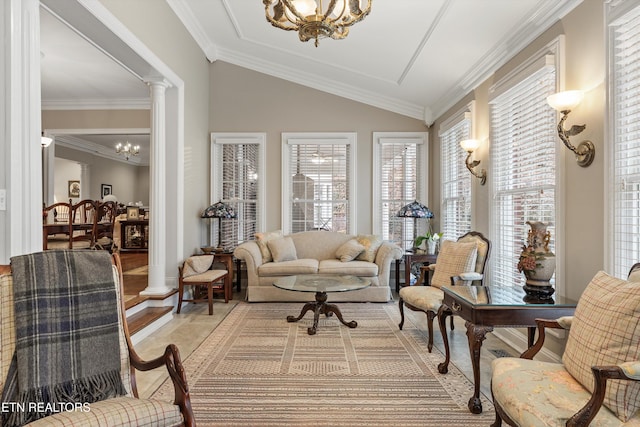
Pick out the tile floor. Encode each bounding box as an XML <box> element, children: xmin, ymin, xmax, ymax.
<box><xmin>133</xmin><ymin>287</ymin><xmax>520</xmax><ymax>407</ymax></box>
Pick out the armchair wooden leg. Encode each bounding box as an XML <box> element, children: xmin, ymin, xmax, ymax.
<box><xmin>177</xmin><ymin>281</ymin><xmax>185</xmax><ymax>314</ymax></box>
<box><xmin>207</xmin><ymin>284</ymin><xmax>213</xmax><ymax>315</ymax></box>
<box><xmin>398</xmin><ymin>298</ymin><xmax>405</xmax><ymax>330</ymax></box>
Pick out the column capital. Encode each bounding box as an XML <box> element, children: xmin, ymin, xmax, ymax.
<box><xmin>143</xmin><ymin>76</ymin><xmax>172</xmax><ymax>88</ymax></box>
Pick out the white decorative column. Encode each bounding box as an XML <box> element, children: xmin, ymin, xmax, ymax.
<box><xmin>79</xmin><ymin>163</ymin><xmax>90</xmax><ymax>200</ymax></box>
<box><xmin>141</xmin><ymin>78</ymin><xmax>172</xmax><ymax>296</ymax></box>
<box><xmin>0</xmin><ymin>0</ymin><xmax>43</xmax><ymax>263</ymax></box>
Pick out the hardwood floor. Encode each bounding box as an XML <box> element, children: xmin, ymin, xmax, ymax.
<box><xmin>119</xmin><ymin>251</ymin><xmax>148</xmax><ymax>296</ymax></box>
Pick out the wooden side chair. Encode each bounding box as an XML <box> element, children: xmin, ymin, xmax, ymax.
<box><xmin>398</xmin><ymin>231</ymin><xmax>491</xmax><ymax>352</ymax></box>
<box><xmin>42</xmin><ymin>200</ymin><xmax>73</xmax><ymax>250</ymax></box>
<box><xmin>70</xmin><ymin>199</ymin><xmax>98</xmax><ymax>249</ymax></box>
<box><xmin>178</xmin><ymin>254</ymin><xmax>231</xmax><ymax>315</ymax></box>
<box><xmin>490</xmin><ymin>265</ymin><xmax>640</xmax><ymax>426</ymax></box>
<box><xmin>95</xmin><ymin>200</ymin><xmax>118</xmax><ymax>252</ymax></box>
<box><xmin>0</xmin><ymin>251</ymin><xmax>195</xmax><ymax>426</ymax></box>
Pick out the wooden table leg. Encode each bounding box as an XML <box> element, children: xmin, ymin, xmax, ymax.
<box><xmin>465</xmin><ymin>321</ymin><xmax>493</xmax><ymax>414</ymax></box>
<box><xmin>437</xmin><ymin>304</ymin><xmax>452</xmax><ymax>374</ymax></box>
<box><xmin>395</xmin><ymin>259</ymin><xmax>401</xmax><ymax>292</ymax></box>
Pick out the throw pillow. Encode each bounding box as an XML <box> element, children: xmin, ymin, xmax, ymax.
<box><xmin>430</xmin><ymin>240</ymin><xmax>478</xmax><ymax>289</ymax></box>
<box><xmin>562</xmin><ymin>271</ymin><xmax>640</xmax><ymax>421</ymax></box>
<box><xmin>355</xmin><ymin>235</ymin><xmax>383</xmax><ymax>263</ymax></box>
<box><xmin>255</xmin><ymin>230</ymin><xmax>283</xmax><ymax>263</ymax></box>
<box><xmin>335</xmin><ymin>239</ymin><xmax>365</xmax><ymax>262</ymax></box>
<box><xmin>183</xmin><ymin>255</ymin><xmax>213</xmax><ymax>277</ymax></box>
<box><xmin>267</xmin><ymin>237</ymin><xmax>298</xmax><ymax>263</ymax></box>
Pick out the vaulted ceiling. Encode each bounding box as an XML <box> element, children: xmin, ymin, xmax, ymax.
<box><xmin>40</xmin><ymin>0</ymin><xmax>583</xmax><ymax>125</ymax></box>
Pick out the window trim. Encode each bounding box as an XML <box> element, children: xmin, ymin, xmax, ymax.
<box><xmin>372</xmin><ymin>132</ymin><xmax>429</xmax><ymax>240</ymax></box>
<box><xmin>211</xmin><ymin>132</ymin><xmax>266</xmax><ymax>235</ymax></box>
<box><xmin>281</xmin><ymin>132</ymin><xmax>357</xmax><ymax>235</ymax></box>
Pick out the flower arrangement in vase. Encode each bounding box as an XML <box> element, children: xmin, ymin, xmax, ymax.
<box><xmin>415</xmin><ymin>231</ymin><xmax>443</xmax><ymax>255</ymax></box>
<box><xmin>517</xmin><ymin>221</ymin><xmax>556</xmax><ymax>298</ymax></box>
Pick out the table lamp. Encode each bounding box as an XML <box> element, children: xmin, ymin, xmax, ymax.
<box><xmin>397</xmin><ymin>200</ymin><xmax>433</xmax><ymax>249</ymax></box>
<box><xmin>201</xmin><ymin>200</ymin><xmax>237</xmax><ymax>252</ymax></box>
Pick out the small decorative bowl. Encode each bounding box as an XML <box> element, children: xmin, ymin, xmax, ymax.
<box><xmin>201</xmin><ymin>246</ymin><xmax>215</xmax><ymax>254</ymax></box>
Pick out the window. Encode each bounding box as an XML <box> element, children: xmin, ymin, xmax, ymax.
<box><xmin>211</xmin><ymin>133</ymin><xmax>266</xmax><ymax>250</ymax></box>
<box><xmin>489</xmin><ymin>40</ymin><xmax>561</xmax><ymax>289</ymax></box>
<box><xmin>373</xmin><ymin>132</ymin><xmax>428</xmax><ymax>250</ymax></box>
<box><xmin>282</xmin><ymin>133</ymin><xmax>356</xmax><ymax>235</ymax></box>
<box><xmin>608</xmin><ymin>3</ymin><xmax>640</xmax><ymax>277</ymax></box>
<box><xmin>439</xmin><ymin>104</ymin><xmax>473</xmax><ymax>241</ymax></box>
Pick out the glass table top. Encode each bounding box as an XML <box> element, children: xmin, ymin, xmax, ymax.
<box><xmin>273</xmin><ymin>274</ymin><xmax>371</xmax><ymax>293</ymax></box>
<box><xmin>441</xmin><ymin>284</ymin><xmax>578</xmax><ymax>307</ymax></box>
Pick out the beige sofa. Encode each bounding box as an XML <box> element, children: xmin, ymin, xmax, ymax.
<box><xmin>233</xmin><ymin>231</ymin><xmax>403</xmax><ymax>302</ymax></box>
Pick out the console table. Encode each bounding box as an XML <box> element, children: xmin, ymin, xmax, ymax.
<box><xmin>120</xmin><ymin>219</ymin><xmax>149</xmax><ymax>252</ymax></box>
<box><xmin>437</xmin><ymin>284</ymin><xmax>577</xmax><ymax>414</ymax></box>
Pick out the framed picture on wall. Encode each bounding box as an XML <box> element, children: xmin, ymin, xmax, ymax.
<box><xmin>101</xmin><ymin>184</ymin><xmax>112</xmax><ymax>198</ymax></box>
<box><xmin>126</xmin><ymin>206</ymin><xmax>139</xmax><ymax>220</ymax></box>
<box><xmin>68</xmin><ymin>180</ymin><xmax>80</xmax><ymax>198</ymax></box>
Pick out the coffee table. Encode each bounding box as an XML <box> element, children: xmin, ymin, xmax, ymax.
<box><xmin>437</xmin><ymin>284</ymin><xmax>577</xmax><ymax>414</ymax></box>
<box><xmin>273</xmin><ymin>274</ymin><xmax>371</xmax><ymax>335</ymax></box>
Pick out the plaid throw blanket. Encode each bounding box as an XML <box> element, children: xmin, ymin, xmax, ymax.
<box><xmin>1</xmin><ymin>250</ymin><xmax>125</xmax><ymax>426</ymax></box>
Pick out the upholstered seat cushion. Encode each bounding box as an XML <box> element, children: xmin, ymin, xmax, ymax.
<box><xmin>258</xmin><ymin>259</ymin><xmax>319</xmax><ymax>276</ymax></box>
<box><xmin>26</xmin><ymin>396</ymin><xmax>183</xmax><ymax>427</ymax></box>
<box><xmin>182</xmin><ymin>269</ymin><xmax>227</xmax><ymax>283</ymax></box>
<box><xmin>398</xmin><ymin>286</ymin><xmax>444</xmax><ymax>312</ymax></box>
<box><xmin>318</xmin><ymin>259</ymin><xmax>378</xmax><ymax>276</ymax></box>
<box><xmin>491</xmin><ymin>357</ymin><xmax>637</xmax><ymax>427</ymax></box>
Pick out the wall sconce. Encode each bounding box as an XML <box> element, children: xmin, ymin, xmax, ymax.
<box><xmin>546</xmin><ymin>90</ymin><xmax>595</xmax><ymax>167</ymax></box>
<box><xmin>460</xmin><ymin>139</ymin><xmax>486</xmax><ymax>185</ymax></box>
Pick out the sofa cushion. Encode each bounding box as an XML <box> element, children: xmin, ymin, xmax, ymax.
<box><xmin>182</xmin><ymin>255</ymin><xmax>213</xmax><ymax>277</ymax></box>
<box><xmin>355</xmin><ymin>234</ymin><xmax>383</xmax><ymax>263</ymax></box>
<box><xmin>335</xmin><ymin>239</ymin><xmax>365</xmax><ymax>262</ymax></box>
<box><xmin>267</xmin><ymin>237</ymin><xmax>297</xmax><ymax>262</ymax></box>
<box><xmin>430</xmin><ymin>240</ymin><xmax>478</xmax><ymax>289</ymax></box>
<box><xmin>258</xmin><ymin>259</ymin><xmax>319</xmax><ymax>276</ymax></box>
<box><xmin>255</xmin><ymin>230</ymin><xmax>283</xmax><ymax>263</ymax></box>
<box><xmin>562</xmin><ymin>271</ymin><xmax>640</xmax><ymax>421</ymax></box>
<box><xmin>491</xmin><ymin>357</ymin><xmax>631</xmax><ymax>427</ymax></box>
<box><xmin>318</xmin><ymin>259</ymin><xmax>378</xmax><ymax>276</ymax></box>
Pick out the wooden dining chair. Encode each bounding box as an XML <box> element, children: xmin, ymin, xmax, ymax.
<box><xmin>70</xmin><ymin>199</ymin><xmax>98</xmax><ymax>249</ymax></box>
<box><xmin>42</xmin><ymin>200</ymin><xmax>73</xmax><ymax>250</ymax></box>
<box><xmin>95</xmin><ymin>200</ymin><xmax>117</xmax><ymax>252</ymax></box>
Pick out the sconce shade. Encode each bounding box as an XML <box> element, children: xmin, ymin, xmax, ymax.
<box><xmin>547</xmin><ymin>90</ymin><xmax>584</xmax><ymax>111</ymax></box>
<box><xmin>397</xmin><ymin>200</ymin><xmax>433</xmax><ymax>219</ymax></box>
<box><xmin>460</xmin><ymin>139</ymin><xmax>481</xmax><ymax>152</ymax></box>
<box><xmin>201</xmin><ymin>201</ymin><xmax>237</xmax><ymax>219</ymax></box>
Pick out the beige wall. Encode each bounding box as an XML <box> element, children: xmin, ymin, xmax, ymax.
<box><xmin>429</xmin><ymin>1</ymin><xmax>606</xmax><ymax>354</ymax></box>
<box><xmin>210</xmin><ymin>61</ymin><xmax>428</xmax><ymax>233</ymax></box>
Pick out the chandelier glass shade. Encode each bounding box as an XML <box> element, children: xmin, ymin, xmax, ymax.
<box><xmin>115</xmin><ymin>142</ymin><xmax>140</xmax><ymax>160</ymax></box>
<box><xmin>263</xmin><ymin>0</ymin><xmax>372</xmax><ymax>47</ymax></box>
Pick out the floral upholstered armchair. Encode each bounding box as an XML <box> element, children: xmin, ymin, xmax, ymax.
<box><xmin>490</xmin><ymin>265</ymin><xmax>640</xmax><ymax>426</ymax></box>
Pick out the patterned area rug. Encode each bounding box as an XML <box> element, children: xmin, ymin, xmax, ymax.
<box><xmin>151</xmin><ymin>302</ymin><xmax>494</xmax><ymax>426</ymax></box>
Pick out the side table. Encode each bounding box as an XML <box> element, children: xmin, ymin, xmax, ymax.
<box><xmin>212</xmin><ymin>252</ymin><xmax>242</xmax><ymax>296</ymax></box>
<box><xmin>394</xmin><ymin>251</ymin><xmax>437</xmax><ymax>292</ymax></box>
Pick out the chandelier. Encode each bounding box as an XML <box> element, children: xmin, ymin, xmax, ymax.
<box><xmin>115</xmin><ymin>142</ymin><xmax>140</xmax><ymax>160</ymax></box>
<box><xmin>263</xmin><ymin>0</ymin><xmax>372</xmax><ymax>47</ymax></box>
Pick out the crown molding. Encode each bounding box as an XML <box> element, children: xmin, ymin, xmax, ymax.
<box><xmin>430</xmin><ymin>0</ymin><xmax>583</xmax><ymax>120</ymax></box>
<box><xmin>41</xmin><ymin>98</ymin><xmax>150</xmax><ymax>110</ymax></box>
<box><xmin>51</xmin><ymin>131</ymin><xmax>149</xmax><ymax>166</ymax></box>
<box><xmin>166</xmin><ymin>0</ymin><xmax>218</xmax><ymax>62</ymax></box>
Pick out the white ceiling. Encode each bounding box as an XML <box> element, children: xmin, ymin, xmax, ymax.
<box><xmin>40</xmin><ymin>0</ymin><xmax>583</xmax><ymax>126</ymax></box>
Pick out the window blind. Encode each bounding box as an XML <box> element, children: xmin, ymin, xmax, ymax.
<box><xmin>288</xmin><ymin>142</ymin><xmax>350</xmax><ymax>233</ymax></box>
<box><xmin>611</xmin><ymin>4</ymin><xmax>640</xmax><ymax>277</ymax></box>
<box><xmin>440</xmin><ymin>113</ymin><xmax>472</xmax><ymax>241</ymax></box>
<box><xmin>489</xmin><ymin>64</ymin><xmax>557</xmax><ymax>288</ymax></box>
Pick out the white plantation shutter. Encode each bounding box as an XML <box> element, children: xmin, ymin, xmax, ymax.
<box><xmin>212</xmin><ymin>134</ymin><xmax>265</xmax><ymax>250</ymax></box>
<box><xmin>439</xmin><ymin>110</ymin><xmax>472</xmax><ymax>241</ymax></box>
<box><xmin>609</xmin><ymin>4</ymin><xmax>640</xmax><ymax>277</ymax></box>
<box><xmin>373</xmin><ymin>133</ymin><xmax>428</xmax><ymax>251</ymax></box>
<box><xmin>283</xmin><ymin>133</ymin><xmax>356</xmax><ymax>235</ymax></box>
<box><xmin>489</xmin><ymin>58</ymin><xmax>557</xmax><ymax>288</ymax></box>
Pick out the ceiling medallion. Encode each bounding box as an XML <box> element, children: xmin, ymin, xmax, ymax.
<box><xmin>264</xmin><ymin>0</ymin><xmax>372</xmax><ymax>47</ymax></box>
